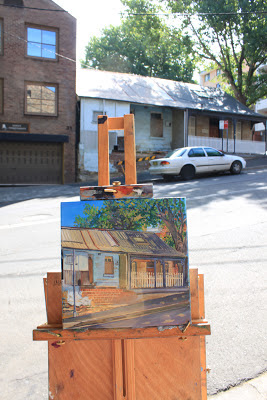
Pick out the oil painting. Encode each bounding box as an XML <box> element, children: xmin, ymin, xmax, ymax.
<box><xmin>61</xmin><ymin>198</ymin><xmax>190</xmax><ymax>330</ymax></box>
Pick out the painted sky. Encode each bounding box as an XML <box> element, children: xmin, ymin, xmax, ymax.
<box><xmin>61</xmin><ymin>200</ymin><xmax>105</xmax><ymax>227</ymax></box>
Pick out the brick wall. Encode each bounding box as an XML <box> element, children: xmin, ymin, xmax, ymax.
<box><xmin>81</xmin><ymin>287</ymin><xmax>137</xmax><ymax>305</ymax></box>
<box><xmin>0</xmin><ymin>0</ymin><xmax>76</xmax><ymax>182</ymax></box>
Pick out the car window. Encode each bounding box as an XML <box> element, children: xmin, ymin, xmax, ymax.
<box><xmin>188</xmin><ymin>148</ymin><xmax>206</xmax><ymax>157</ymax></box>
<box><xmin>204</xmin><ymin>148</ymin><xmax>223</xmax><ymax>156</ymax></box>
<box><xmin>166</xmin><ymin>148</ymin><xmax>186</xmax><ymax>158</ymax></box>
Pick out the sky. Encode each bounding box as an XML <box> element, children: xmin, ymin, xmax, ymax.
<box><xmin>53</xmin><ymin>0</ymin><xmax>124</xmax><ymax>63</ymax></box>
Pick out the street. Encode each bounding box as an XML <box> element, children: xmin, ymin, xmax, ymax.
<box><xmin>0</xmin><ymin>168</ymin><xmax>266</xmax><ymax>399</ymax></box>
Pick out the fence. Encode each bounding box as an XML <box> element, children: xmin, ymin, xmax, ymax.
<box><xmin>131</xmin><ymin>271</ymin><xmax>183</xmax><ymax>289</ymax></box>
<box><xmin>188</xmin><ymin>135</ymin><xmax>266</xmax><ymax>154</ymax></box>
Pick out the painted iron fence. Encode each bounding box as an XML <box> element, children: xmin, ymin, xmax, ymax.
<box><xmin>131</xmin><ymin>271</ymin><xmax>183</xmax><ymax>288</ymax></box>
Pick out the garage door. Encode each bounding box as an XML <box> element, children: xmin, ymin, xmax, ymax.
<box><xmin>0</xmin><ymin>142</ymin><xmax>63</xmax><ymax>184</ymax></box>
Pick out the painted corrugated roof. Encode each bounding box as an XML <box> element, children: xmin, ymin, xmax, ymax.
<box><xmin>62</xmin><ymin>227</ymin><xmax>185</xmax><ymax>258</ymax></box>
<box><xmin>76</xmin><ymin>69</ymin><xmax>264</xmax><ymax>121</ymax></box>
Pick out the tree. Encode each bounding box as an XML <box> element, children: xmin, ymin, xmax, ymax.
<box><xmin>166</xmin><ymin>0</ymin><xmax>267</xmax><ymax>106</ymax></box>
<box><xmin>74</xmin><ymin>198</ymin><xmax>187</xmax><ymax>254</ymax></box>
<box><xmin>81</xmin><ymin>0</ymin><xmax>196</xmax><ymax>83</ymax></box>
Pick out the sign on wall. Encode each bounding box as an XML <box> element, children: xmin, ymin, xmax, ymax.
<box><xmin>0</xmin><ymin>122</ymin><xmax>29</xmax><ymax>133</ymax></box>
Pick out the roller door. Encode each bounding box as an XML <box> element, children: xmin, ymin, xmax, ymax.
<box><xmin>0</xmin><ymin>142</ymin><xmax>63</xmax><ymax>184</ymax></box>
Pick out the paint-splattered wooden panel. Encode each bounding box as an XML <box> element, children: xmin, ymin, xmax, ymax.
<box><xmin>134</xmin><ymin>336</ymin><xmax>202</xmax><ymax>400</ymax></box>
<box><xmin>80</xmin><ymin>184</ymin><xmax>153</xmax><ymax>201</ymax></box>
<box><xmin>48</xmin><ymin>340</ymin><xmax>114</xmax><ymax>400</ymax></box>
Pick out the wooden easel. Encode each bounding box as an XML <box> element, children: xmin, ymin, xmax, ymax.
<box><xmin>33</xmin><ymin>114</ymin><xmax>210</xmax><ymax>400</ymax></box>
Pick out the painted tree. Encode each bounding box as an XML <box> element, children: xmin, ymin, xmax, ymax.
<box><xmin>74</xmin><ymin>198</ymin><xmax>187</xmax><ymax>254</ymax></box>
<box><xmin>166</xmin><ymin>0</ymin><xmax>267</xmax><ymax>106</ymax></box>
<box><xmin>81</xmin><ymin>0</ymin><xmax>196</xmax><ymax>83</ymax></box>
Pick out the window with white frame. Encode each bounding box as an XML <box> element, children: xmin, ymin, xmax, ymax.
<box><xmin>26</xmin><ymin>26</ymin><xmax>57</xmax><ymax>59</ymax></box>
<box><xmin>25</xmin><ymin>82</ymin><xmax>57</xmax><ymax>115</ymax></box>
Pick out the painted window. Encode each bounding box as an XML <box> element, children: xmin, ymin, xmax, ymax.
<box><xmin>0</xmin><ymin>19</ymin><xmax>3</xmax><ymax>56</ymax></box>
<box><xmin>205</xmin><ymin>73</ymin><xmax>210</xmax><ymax>82</ymax></box>
<box><xmin>105</xmin><ymin>256</ymin><xmax>114</xmax><ymax>275</ymax></box>
<box><xmin>26</xmin><ymin>26</ymin><xmax>57</xmax><ymax>59</ymax></box>
<box><xmin>25</xmin><ymin>83</ymin><xmax>57</xmax><ymax>115</ymax></box>
<box><xmin>0</xmin><ymin>78</ymin><xmax>3</xmax><ymax>114</ymax></box>
<box><xmin>133</xmin><ymin>236</ymin><xmax>148</xmax><ymax>245</ymax></box>
<box><xmin>150</xmin><ymin>112</ymin><xmax>163</xmax><ymax>137</ymax></box>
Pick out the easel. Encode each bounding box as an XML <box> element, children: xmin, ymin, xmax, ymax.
<box><xmin>33</xmin><ymin>114</ymin><xmax>211</xmax><ymax>399</ymax></box>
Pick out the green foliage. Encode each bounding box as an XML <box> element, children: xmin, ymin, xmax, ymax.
<box><xmin>81</xmin><ymin>0</ymin><xmax>196</xmax><ymax>83</ymax></box>
<box><xmin>166</xmin><ymin>0</ymin><xmax>267</xmax><ymax>106</ymax></box>
<box><xmin>74</xmin><ymin>198</ymin><xmax>187</xmax><ymax>254</ymax></box>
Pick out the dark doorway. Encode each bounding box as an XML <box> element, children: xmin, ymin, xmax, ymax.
<box><xmin>209</xmin><ymin>118</ymin><xmax>219</xmax><ymax>138</ymax></box>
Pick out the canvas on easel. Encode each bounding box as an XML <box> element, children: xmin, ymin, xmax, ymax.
<box><xmin>61</xmin><ymin>197</ymin><xmax>190</xmax><ymax>330</ymax></box>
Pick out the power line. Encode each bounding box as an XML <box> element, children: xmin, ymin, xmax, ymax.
<box><xmin>0</xmin><ymin>4</ymin><xmax>66</xmax><ymax>12</ymax></box>
<box><xmin>120</xmin><ymin>11</ymin><xmax>267</xmax><ymax>17</ymax></box>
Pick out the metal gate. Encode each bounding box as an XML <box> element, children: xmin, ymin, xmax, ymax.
<box><xmin>0</xmin><ymin>142</ymin><xmax>63</xmax><ymax>184</ymax></box>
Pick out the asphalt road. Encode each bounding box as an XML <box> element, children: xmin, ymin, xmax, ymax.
<box><xmin>0</xmin><ymin>167</ymin><xmax>266</xmax><ymax>399</ymax></box>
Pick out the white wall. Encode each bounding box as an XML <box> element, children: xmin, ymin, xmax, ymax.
<box><xmin>79</xmin><ymin>98</ymin><xmax>130</xmax><ymax>172</ymax></box>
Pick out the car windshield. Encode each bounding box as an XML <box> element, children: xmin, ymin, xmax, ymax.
<box><xmin>166</xmin><ymin>148</ymin><xmax>186</xmax><ymax>158</ymax></box>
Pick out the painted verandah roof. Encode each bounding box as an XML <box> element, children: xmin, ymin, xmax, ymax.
<box><xmin>62</xmin><ymin>227</ymin><xmax>185</xmax><ymax>258</ymax></box>
<box><xmin>77</xmin><ymin>69</ymin><xmax>265</xmax><ymax>122</ymax></box>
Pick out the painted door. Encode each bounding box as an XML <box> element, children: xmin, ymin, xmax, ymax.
<box><xmin>74</xmin><ymin>251</ymin><xmax>93</xmax><ymax>286</ymax></box>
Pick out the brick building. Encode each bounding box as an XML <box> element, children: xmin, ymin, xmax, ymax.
<box><xmin>0</xmin><ymin>0</ymin><xmax>76</xmax><ymax>184</ymax></box>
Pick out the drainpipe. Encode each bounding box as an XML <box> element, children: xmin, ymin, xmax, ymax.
<box><xmin>184</xmin><ymin>109</ymin><xmax>189</xmax><ymax>147</ymax></box>
<box><xmin>265</xmin><ymin>120</ymin><xmax>267</xmax><ymax>155</ymax></box>
<box><xmin>233</xmin><ymin>118</ymin><xmax>236</xmax><ymax>154</ymax></box>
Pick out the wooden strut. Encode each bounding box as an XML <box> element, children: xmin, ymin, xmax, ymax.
<box><xmin>98</xmin><ymin>114</ymin><xmax>137</xmax><ymax>186</ymax></box>
<box><xmin>33</xmin><ymin>114</ymin><xmax>210</xmax><ymax>400</ymax></box>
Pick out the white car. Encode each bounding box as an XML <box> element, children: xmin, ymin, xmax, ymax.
<box><xmin>149</xmin><ymin>146</ymin><xmax>246</xmax><ymax>180</ymax></box>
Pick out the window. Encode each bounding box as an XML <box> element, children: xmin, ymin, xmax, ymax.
<box><xmin>204</xmin><ymin>147</ymin><xmax>223</xmax><ymax>157</ymax></box>
<box><xmin>0</xmin><ymin>79</ymin><xmax>3</xmax><ymax>114</ymax></box>
<box><xmin>189</xmin><ymin>116</ymin><xmax>196</xmax><ymax>135</ymax></box>
<box><xmin>25</xmin><ymin>83</ymin><xmax>57</xmax><ymax>115</ymax></box>
<box><xmin>150</xmin><ymin>112</ymin><xmax>163</xmax><ymax>137</ymax></box>
<box><xmin>205</xmin><ymin>73</ymin><xmax>210</xmax><ymax>82</ymax></box>
<box><xmin>92</xmin><ymin>110</ymin><xmax>106</xmax><ymax>123</ymax></box>
<box><xmin>188</xmin><ymin>148</ymin><xmax>206</xmax><ymax>157</ymax></box>
<box><xmin>133</xmin><ymin>236</ymin><xmax>148</xmax><ymax>245</ymax></box>
<box><xmin>216</xmin><ymin>83</ymin><xmax>221</xmax><ymax>88</ymax></box>
<box><xmin>0</xmin><ymin>19</ymin><xmax>3</xmax><ymax>55</ymax></box>
<box><xmin>104</xmin><ymin>256</ymin><xmax>114</xmax><ymax>275</ymax></box>
<box><xmin>216</xmin><ymin>69</ymin><xmax>221</xmax><ymax>76</ymax></box>
<box><xmin>26</xmin><ymin>26</ymin><xmax>57</xmax><ymax>59</ymax></box>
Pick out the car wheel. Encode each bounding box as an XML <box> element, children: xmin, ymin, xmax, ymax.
<box><xmin>230</xmin><ymin>160</ymin><xmax>242</xmax><ymax>175</ymax></box>
<box><xmin>162</xmin><ymin>174</ymin><xmax>175</xmax><ymax>182</ymax></box>
<box><xmin>181</xmin><ymin>165</ymin><xmax>195</xmax><ymax>180</ymax></box>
